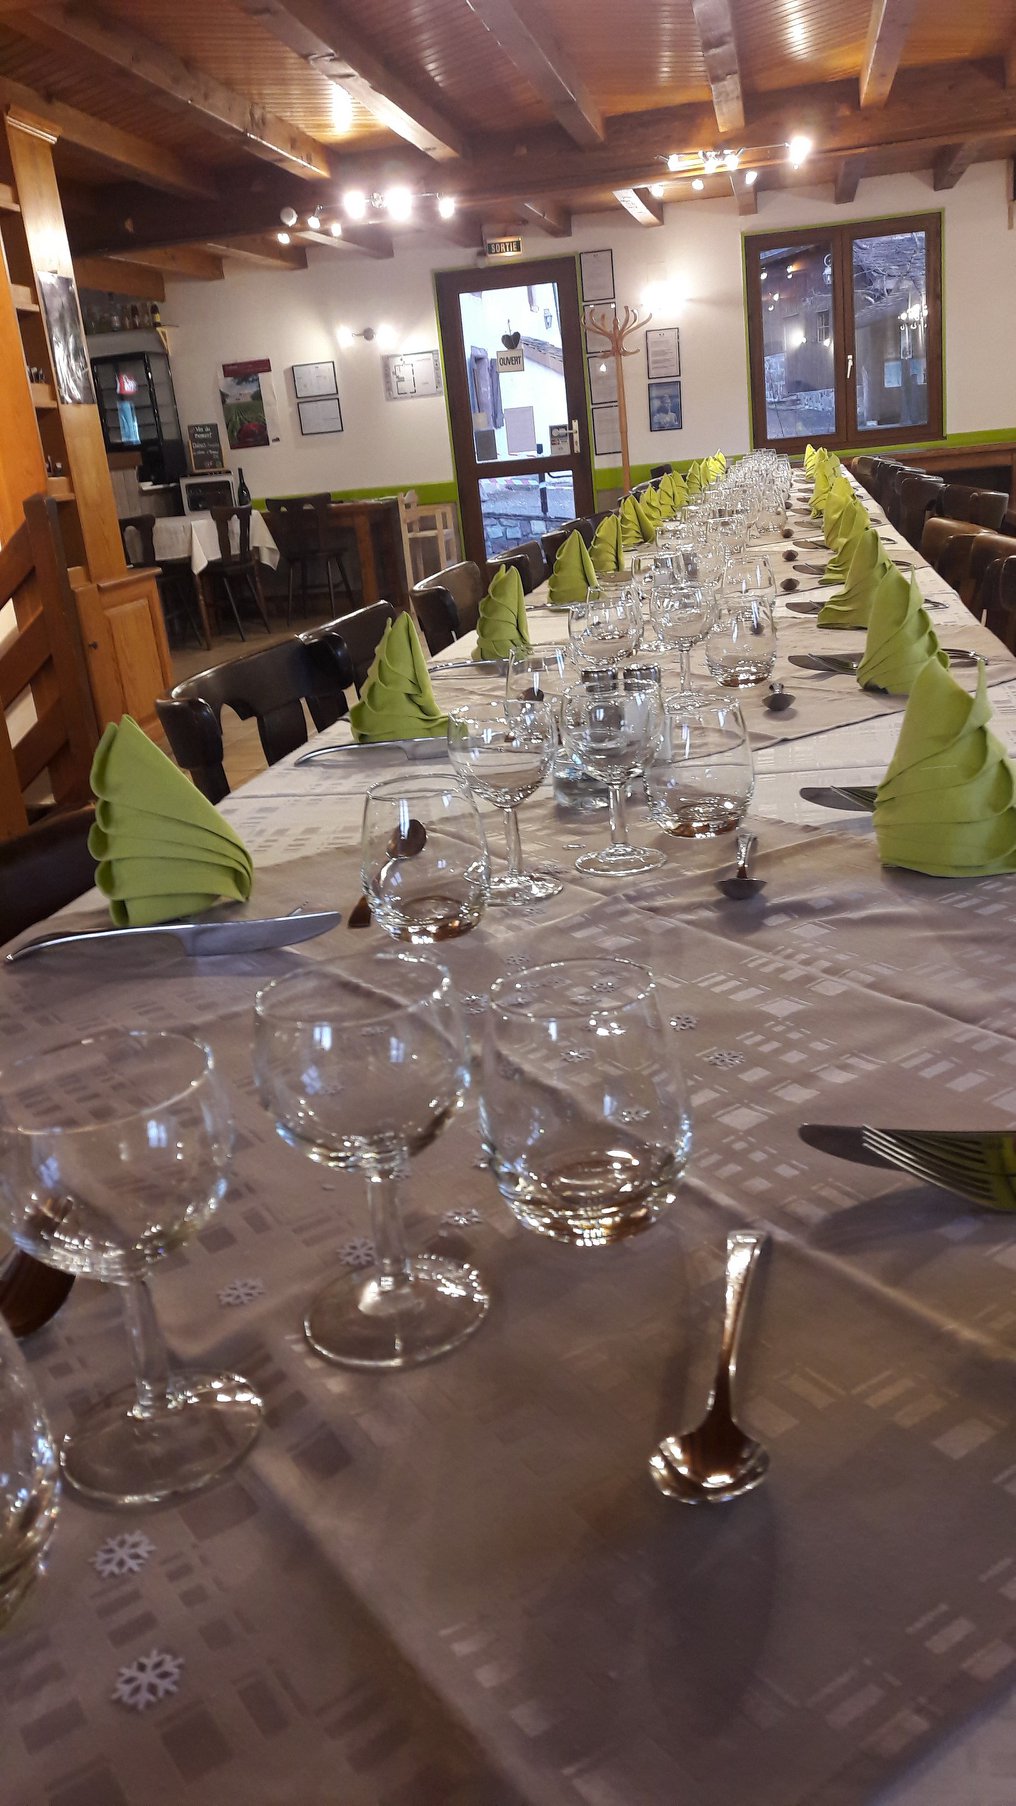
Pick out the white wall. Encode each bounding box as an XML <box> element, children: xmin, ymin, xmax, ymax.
<box><xmin>164</xmin><ymin>160</ymin><xmax>1016</xmax><ymax>497</ymax></box>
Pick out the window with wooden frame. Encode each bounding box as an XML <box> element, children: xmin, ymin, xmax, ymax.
<box><xmin>744</xmin><ymin>213</ymin><xmax>943</xmax><ymax>453</ymax></box>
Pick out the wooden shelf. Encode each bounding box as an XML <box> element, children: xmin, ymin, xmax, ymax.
<box><xmin>30</xmin><ymin>381</ymin><xmax>57</xmax><ymax>408</ymax></box>
<box><xmin>46</xmin><ymin>477</ymin><xmax>74</xmax><ymax>500</ymax></box>
<box><xmin>0</xmin><ymin>182</ymin><xmax>20</xmax><ymax>213</ymax></box>
<box><xmin>11</xmin><ymin>283</ymin><xmax>38</xmax><ymax>313</ymax></box>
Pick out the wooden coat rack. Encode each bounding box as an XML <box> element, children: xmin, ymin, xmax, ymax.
<box><xmin>582</xmin><ymin>303</ymin><xmax>652</xmax><ymax>493</ymax></box>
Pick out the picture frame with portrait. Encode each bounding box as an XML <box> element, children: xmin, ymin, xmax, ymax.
<box><xmin>648</xmin><ymin>378</ymin><xmax>683</xmax><ymax>433</ymax></box>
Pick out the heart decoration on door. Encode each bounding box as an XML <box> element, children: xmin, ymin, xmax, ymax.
<box><xmin>501</xmin><ymin>330</ymin><xmax>521</xmax><ymax>350</ymax></box>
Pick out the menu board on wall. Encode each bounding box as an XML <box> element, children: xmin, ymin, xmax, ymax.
<box><xmin>187</xmin><ymin>422</ymin><xmax>225</xmax><ymax>471</ymax></box>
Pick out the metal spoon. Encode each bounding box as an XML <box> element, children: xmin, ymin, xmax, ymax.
<box><xmin>716</xmin><ymin>832</ymin><xmax>765</xmax><ymax>900</ymax></box>
<box><xmin>763</xmin><ymin>680</ymin><xmax>794</xmax><ymax>713</ymax></box>
<box><xmin>649</xmin><ymin>1231</ymin><xmax>770</xmax><ymax>1505</ymax></box>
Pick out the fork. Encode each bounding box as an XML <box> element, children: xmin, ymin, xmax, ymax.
<box><xmin>862</xmin><ymin>1127</ymin><xmax>1016</xmax><ymax>1211</ymax></box>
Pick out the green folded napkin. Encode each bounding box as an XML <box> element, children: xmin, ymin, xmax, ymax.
<box><xmin>658</xmin><ymin>470</ymin><xmax>688</xmax><ymax>516</ymax></box>
<box><xmin>856</xmin><ymin>566</ymin><xmax>947</xmax><ymax>695</ymax></box>
<box><xmin>474</xmin><ymin>563</ymin><xmax>531</xmax><ymax>660</ymax></box>
<box><xmin>89</xmin><ymin>715</ymin><xmax>253</xmax><ymax>927</ymax></box>
<box><xmin>803</xmin><ymin>442</ymin><xmax>817</xmax><ymax>473</ymax></box>
<box><xmin>547</xmin><ymin>527</ymin><xmax>598</xmax><ymax>604</ymax></box>
<box><xmin>685</xmin><ymin>460</ymin><xmax>703</xmax><ymax>495</ymax></box>
<box><xmin>618</xmin><ymin>493</ymin><xmax>654</xmax><ymax>549</ymax></box>
<box><xmin>817</xmin><ymin>527</ymin><xmax>891</xmax><ymax>628</ymax></box>
<box><xmin>874</xmin><ymin>658</ymin><xmax>1016</xmax><ymax>877</ymax></box>
<box><xmin>821</xmin><ymin>477</ymin><xmax>855</xmax><ymax>546</ymax></box>
<box><xmin>590</xmin><ymin>511</ymin><xmax>625</xmax><ymax>575</ymax></box>
<box><xmin>705</xmin><ymin>454</ymin><xmax>725</xmax><ymax>483</ymax></box>
<box><xmin>712</xmin><ymin>449</ymin><xmax>727</xmax><ymax>471</ymax></box>
<box><xmin>809</xmin><ymin>453</ymin><xmax>838</xmax><ymax>513</ymax></box>
<box><xmin>349</xmin><ymin>611</ymin><xmax>448</xmax><ymax>742</ymax></box>
<box><xmin>820</xmin><ymin>503</ymin><xmax>868</xmax><ymax>582</ymax></box>
<box><xmin>640</xmin><ymin>486</ymin><xmax>665</xmax><ymax>527</ymax></box>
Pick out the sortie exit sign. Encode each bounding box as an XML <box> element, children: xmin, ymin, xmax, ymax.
<box><xmin>484</xmin><ymin>235</ymin><xmax>524</xmax><ymax>260</ymax></box>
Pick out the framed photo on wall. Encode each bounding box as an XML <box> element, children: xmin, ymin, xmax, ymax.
<box><xmin>648</xmin><ymin>378</ymin><xmax>683</xmax><ymax>433</ymax></box>
<box><xmin>293</xmin><ymin>360</ymin><xmax>338</xmax><ymax>399</ymax></box>
<box><xmin>298</xmin><ymin>396</ymin><xmax>343</xmax><ymax>435</ymax></box>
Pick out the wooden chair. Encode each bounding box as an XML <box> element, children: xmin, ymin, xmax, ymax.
<box><xmin>490</xmin><ymin>540</ymin><xmax>547</xmax><ymax>594</ymax></box>
<box><xmin>938</xmin><ymin>484</ymin><xmax>1008</xmax><ymax>530</ymax></box>
<box><xmin>265</xmin><ymin>494</ymin><xmax>355</xmax><ymax>624</ymax></box>
<box><xmin>205</xmin><ymin>505</ymin><xmax>272</xmax><ymax>640</ymax></box>
<box><xmin>852</xmin><ymin>456</ymin><xmax>879</xmax><ymax>495</ymax></box>
<box><xmin>542</xmin><ymin>518</ymin><xmax>594</xmax><ymax>569</ymax></box>
<box><xmin>898</xmin><ymin>474</ymin><xmax>944</xmax><ymax>550</ymax></box>
<box><xmin>0</xmin><ymin>493</ymin><xmax>99</xmax><ymax>842</ymax></box>
<box><xmin>156</xmin><ymin>634</ymin><xmax>354</xmax><ymax>802</ymax></box>
<box><xmin>919</xmin><ymin>516</ymin><xmax>982</xmax><ymax>575</ymax></box>
<box><xmin>984</xmin><ymin>558</ymin><xmax>1016</xmax><ymax>653</ymax></box>
<box><xmin>121</xmin><ymin>514</ymin><xmax>208</xmax><ymax>651</ymax></box>
<box><xmin>410</xmin><ymin>585</ymin><xmax>458</xmax><ymax>656</ymax></box>
<box><xmin>962</xmin><ymin>531</ymin><xmax>1016</xmax><ymax>616</ymax></box>
<box><xmin>318</xmin><ymin>601</ymin><xmax>397</xmax><ymax>692</ymax></box>
<box><xmin>412</xmin><ymin>562</ymin><xmax>485</xmax><ymax>642</ymax></box>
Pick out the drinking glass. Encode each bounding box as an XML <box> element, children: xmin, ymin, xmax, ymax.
<box><xmin>723</xmin><ymin>553</ymin><xmax>776</xmax><ymax>607</ymax></box>
<box><xmin>363</xmin><ymin>775</ymin><xmax>490</xmax><ymax>942</ymax></box>
<box><xmin>0</xmin><ymin>1309</ymin><xmax>59</xmax><ymax>1626</ymax></box>
<box><xmin>0</xmin><ymin>1030</ymin><xmax>261</xmax><ymax>1505</ymax></box>
<box><xmin>505</xmin><ymin>645</ymin><xmax>570</xmax><ymax>712</ymax></box>
<box><xmin>650</xmin><ymin>581</ymin><xmax>715</xmax><ymax>691</ymax></box>
<box><xmin>448</xmin><ymin>698</ymin><xmax>560</xmax><ymax>904</ymax></box>
<box><xmin>567</xmin><ymin>592</ymin><xmax>642</xmax><ymax>670</ymax></box>
<box><xmin>645</xmin><ymin>693</ymin><xmax>755</xmax><ymax>837</ymax></box>
<box><xmin>561</xmin><ymin>678</ymin><xmax>664</xmax><ymax>875</ymax></box>
<box><xmin>255</xmin><ymin>953</ymin><xmax>488</xmax><ymax>1368</ymax></box>
<box><xmin>481</xmin><ymin>959</ymin><xmax>692</xmax><ymax>1246</ymax></box>
<box><xmin>705</xmin><ymin>596</ymin><xmax>778</xmax><ymax>687</ymax></box>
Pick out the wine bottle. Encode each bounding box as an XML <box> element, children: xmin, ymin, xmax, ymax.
<box><xmin>130</xmin><ymin>304</ymin><xmax>140</xmax><ymax>330</ymax></box>
<box><xmin>236</xmin><ymin>468</ymin><xmax>251</xmax><ymax>506</ymax></box>
<box><xmin>150</xmin><ymin>303</ymin><xmax>162</xmax><ymax>328</ymax></box>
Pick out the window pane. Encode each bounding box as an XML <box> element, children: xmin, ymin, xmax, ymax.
<box><xmin>459</xmin><ymin>282</ymin><xmax>569</xmax><ymax>464</ymax></box>
<box><xmin>851</xmin><ymin>231</ymin><xmax>929</xmax><ymax>430</ymax></box>
<box><xmin>478</xmin><ymin>470</ymin><xmax>575</xmax><ymax>559</ymax></box>
<box><xmin>757</xmin><ymin>242</ymin><xmax>836</xmax><ymax>441</ymax></box>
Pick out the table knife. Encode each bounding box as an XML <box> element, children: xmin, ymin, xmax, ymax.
<box><xmin>6</xmin><ymin>909</ymin><xmax>342</xmax><ymax>964</ymax></box>
<box><xmin>296</xmin><ymin>738</ymin><xmax>448</xmax><ymax>766</ymax></box>
<box><xmin>798</xmin><ymin>1124</ymin><xmax>903</xmax><ymax>1169</ymax></box>
<box><xmin>798</xmin><ymin>785</ymin><xmax>877</xmax><ymax>812</ymax></box>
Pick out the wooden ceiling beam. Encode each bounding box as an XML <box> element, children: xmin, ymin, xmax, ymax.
<box><xmin>206</xmin><ymin>236</ymin><xmax>309</xmax><ymax>270</ymax></box>
<box><xmin>690</xmin><ymin>0</ymin><xmax>744</xmax><ymax>134</ymax></box>
<box><xmin>463</xmin><ymin>0</ymin><xmax>603</xmax><ymax>146</ymax></box>
<box><xmin>613</xmin><ymin>187</ymin><xmax>664</xmax><ymax>225</ymax></box>
<box><xmin>429</xmin><ymin>211</ymin><xmax>487</xmax><ymax>249</ymax></box>
<box><xmin>933</xmin><ymin>141</ymin><xmax>982</xmax><ymax>189</ymax></box>
<box><xmin>859</xmin><ymin>0</ymin><xmax>919</xmax><ymax>108</ymax></box>
<box><xmin>72</xmin><ymin>256</ymin><xmax>166</xmax><ymax>301</ymax></box>
<box><xmin>229</xmin><ymin>0</ymin><xmax>467</xmax><ymax>160</ymax></box>
<box><xmin>20</xmin><ymin>3</ymin><xmax>331</xmax><ymax>179</ymax></box>
<box><xmin>118</xmin><ymin>246</ymin><xmax>226</xmax><ymax>280</ymax></box>
<box><xmin>0</xmin><ymin>73</ymin><xmax>214</xmax><ymax>198</ymax></box>
<box><xmin>730</xmin><ymin>172</ymin><xmax>756</xmax><ymax>214</ymax></box>
<box><xmin>520</xmin><ymin>198</ymin><xmax>572</xmax><ymax>236</ymax></box>
<box><xmin>834</xmin><ymin>156</ymin><xmax>865</xmax><ymax>202</ymax></box>
<box><xmin>1005</xmin><ymin>45</ymin><xmax>1016</xmax><ymax>89</ymax></box>
<box><xmin>294</xmin><ymin>224</ymin><xmax>394</xmax><ymax>257</ymax></box>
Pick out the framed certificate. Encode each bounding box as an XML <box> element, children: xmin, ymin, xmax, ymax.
<box><xmin>293</xmin><ymin>360</ymin><xmax>338</xmax><ymax>399</ymax></box>
<box><xmin>592</xmin><ymin>403</ymin><xmax>621</xmax><ymax>457</ymax></box>
<box><xmin>645</xmin><ymin>327</ymin><xmax>681</xmax><ymax>380</ymax></box>
<box><xmin>580</xmin><ymin>248</ymin><xmax>615</xmax><ymax>302</ymax></box>
<box><xmin>587</xmin><ymin>354</ymin><xmax>618</xmax><ymax>406</ymax></box>
<box><xmin>298</xmin><ymin>396</ymin><xmax>343</xmax><ymax>435</ymax></box>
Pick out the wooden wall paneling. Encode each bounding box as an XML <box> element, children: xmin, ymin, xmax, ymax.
<box><xmin>73</xmin><ymin>566</ymin><xmax>173</xmax><ymax>741</ymax></box>
<box><xmin>0</xmin><ymin>226</ymin><xmax>47</xmax><ymax>542</ymax></box>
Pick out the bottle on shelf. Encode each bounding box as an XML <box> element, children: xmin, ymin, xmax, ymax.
<box><xmin>109</xmin><ymin>300</ymin><xmax>121</xmax><ymax>331</ymax></box>
<box><xmin>130</xmin><ymin>303</ymin><xmax>140</xmax><ymax>330</ymax></box>
<box><xmin>236</xmin><ymin>468</ymin><xmax>251</xmax><ymax>507</ymax></box>
<box><xmin>150</xmin><ymin>302</ymin><xmax>162</xmax><ymax>329</ymax></box>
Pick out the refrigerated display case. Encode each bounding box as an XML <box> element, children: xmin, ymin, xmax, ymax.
<box><xmin>90</xmin><ymin>350</ymin><xmax>187</xmax><ymax>485</ymax></box>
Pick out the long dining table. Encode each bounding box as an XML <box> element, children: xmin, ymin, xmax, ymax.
<box><xmin>4</xmin><ymin>471</ymin><xmax>1016</xmax><ymax>1806</ymax></box>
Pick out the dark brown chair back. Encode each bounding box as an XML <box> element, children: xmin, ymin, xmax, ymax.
<box><xmin>0</xmin><ymin>803</ymin><xmax>96</xmax><ymax>945</ymax></box>
<box><xmin>410</xmin><ymin>585</ymin><xmax>458</xmax><ymax>656</ymax></box>
<box><xmin>120</xmin><ymin>514</ymin><xmax>158</xmax><ymax>566</ymax></box>
<box><xmin>210</xmin><ymin>504</ymin><xmax>254</xmax><ymax>566</ymax></box>
<box><xmin>969</xmin><ymin>490</ymin><xmax>1009</xmax><ymax>530</ymax></box>
<box><xmin>321</xmin><ymin>600</ymin><xmax>397</xmax><ymax>691</ymax></box>
<box><xmin>898</xmin><ymin>474</ymin><xmax>944</xmax><ymax>549</ymax></box>
<box><xmin>985</xmin><ymin>558</ymin><xmax>1016</xmax><ymax>653</ymax></box>
<box><xmin>413</xmin><ymin>562</ymin><xmax>484</xmax><ymax>638</ymax></box>
<box><xmin>963</xmin><ymin>530</ymin><xmax>1016</xmax><ymax>615</ymax></box>
<box><xmin>919</xmin><ymin>516</ymin><xmax>981</xmax><ymax>574</ymax></box>
<box><xmin>156</xmin><ymin>635</ymin><xmax>354</xmax><ymax>802</ymax></box>
<box><xmin>851</xmin><ymin>456</ymin><xmax>878</xmax><ymax>495</ymax></box>
<box><xmin>489</xmin><ymin>540</ymin><xmax>547</xmax><ymax>594</ymax></box>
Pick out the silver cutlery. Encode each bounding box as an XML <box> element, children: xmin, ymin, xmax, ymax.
<box><xmin>763</xmin><ymin>680</ymin><xmax>795</xmax><ymax>713</ymax></box>
<box><xmin>295</xmin><ymin>738</ymin><xmax>448</xmax><ymax>766</ymax></box>
<box><xmin>649</xmin><ymin>1231</ymin><xmax>770</xmax><ymax>1504</ymax></box>
<box><xmin>798</xmin><ymin>784</ymin><xmax>876</xmax><ymax>812</ymax></box>
<box><xmin>789</xmin><ymin>649</ymin><xmax>978</xmax><ymax>676</ymax></box>
<box><xmin>427</xmin><ymin>657</ymin><xmax>508</xmax><ymax>674</ymax></box>
<box><xmin>6</xmin><ymin>909</ymin><xmax>342</xmax><ymax>963</ymax></box>
<box><xmin>716</xmin><ymin>832</ymin><xmax>765</xmax><ymax>901</ymax></box>
<box><xmin>798</xmin><ymin>1123</ymin><xmax>1016</xmax><ymax>1211</ymax></box>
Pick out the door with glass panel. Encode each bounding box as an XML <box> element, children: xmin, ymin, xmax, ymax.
<box><xmin>745</xmin><ymin>214</ymin><xmax>942</xmax><ymax>453</ymax></box>
<box><xmin>436</xmin><ymin>260</ymin><xmax>594</xmax><ymax>567</ymax></box>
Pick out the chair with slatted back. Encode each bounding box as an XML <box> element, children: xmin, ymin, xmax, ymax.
<box><xmin>0</xmin><ymin>493</ymin><xmax>99</xmax><ymax>842</ymax></box>
<box><xmin>961</xmin><ymin>531</ymin><xmax>1016</xmax><ymax>617</ymax></box>
<box><xmin>205</xmin><ymin>505</ymin><xmax>272</xmax><ymax>640</ymax></box>
<box><xmin>412</xmin><ymin>562</ymin><xmax>484</xmax><ymax>645</ymax></box>
<box><xmin>898</xmin><ymin>474</ymin><xmax>945</xmax><ymax>551</ymax></box>
<box><xmin>156</xmin><ymin>634</ymin><xmax>355</xmax><ymax>802</ymax></box>
<box><xmin>265</xmin><ymin>494</ymin><xmax>355</xmax><ymax>624</ymax></box>
<box><xmin>121</xmin><ymin>513</ymin><xmax>208</xmax><ymax>651</ymax></box>
<box><xmin>490</xmin><ymin>540</ymin><xmax>547</xmax><ymax>595</ymax></box>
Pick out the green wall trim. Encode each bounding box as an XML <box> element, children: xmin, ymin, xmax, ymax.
<box><xmin>254</xmin><ymin>480</ymin><xmax>459</xmax><ymax>510</ymax></box>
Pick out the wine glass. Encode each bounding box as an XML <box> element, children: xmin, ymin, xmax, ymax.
<box><xmin>0</xmin><ymin>1309</ymin><xmax>59</xmax><ymax>1626</ymax></box>
<box><xmin>645</xmin><ymin>693</ymin><xmax>755</xmax><ymax>837</ymax></box>
<box><xmin>567</xmin><ymin>592</ymin><xmax>642</xmax><ymax>670</ymax></box>
<box><xmin>561</xmin><ymin>678</ymin><xmax>664</xmax><ymax>876</ymax></box>
<box><xmin>362</xmin><ymin>775</ymin><xmax>490</xmax><ymax>943</ymax></box>
<box><xmin>705</xmin><ymin>596</ymin><xmax>778</xmax><ymax>688</ymax></box>
<box><xmin>0</xmin><ymin>1030</ymin><xmax>261</xmax><ymax>1505</ymax></box>
<box><xmin>448</xmin><ymin>698</ymin><xmax>560</xmax><ymax>905</ymax></box>
<box><xmin>480</xmin><ymin>958</ymin><xmax>692</xmax><ymax>1246</ymax></box>
<box><xmin>255</xmin><ymin>953</ymin><xmax>488</xmax><ymax>1369</ymax></box>
<box><xmin>723</xmin><ymin>552</ymin><xmax>776</xmax><ymax>608</ymax></box>
<box><xmin>505</xmin><ymin>645</ymin><xmax>570</xmax><ymax>712</ymax></box>
<box><xmin>650</xmin><ymin>581</ymin><xmax>715</xmax><ymax>692</ymax></box>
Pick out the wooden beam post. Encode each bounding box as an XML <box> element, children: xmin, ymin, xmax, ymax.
<box><xmin>294</xmin><ymin>224</ymin><xmax>394</xmax><ymax>258</ymax></box>
<box><xmin>0</xmin><ymin>72</ymin><xmax>214</xmax><ymax>196</ymax></box>
<box><xmin>118</xmin><ymin>246</ymin><xmax>225</xmax><ymax>280</ymax></box>
<box><xmin>730</xmin><ymin>172</ymin><xmax>757</xmax><ymax>214</ymax></box>
<box><xmin>463</xmin><ymin>0</ymin><xmax>603</xmax><ymax>145</ymax></box>
<box><xmin>933</xmin><ymin>142</ymin><xmax>981</xmax><ymax>189</ymax></box>
<box><xmin>26</xmin><ymin>4</ymin><xmax>332</xmax><ymax>179</ymax></box>
<box><xmin>520</xmin><ymin>198</ymin><xmax>572</xmax><ymax>236</ymax></box>
<box><xmin>834</xmin><ymin>156</ymin><xmax>864</xmax><ymax>202</ymax></box>
<box><xmin>207</xmin><ymin>236</ymin><xmax>309</xmax><ymax>270</ymax></box>
<box><xmin>859</xmin><ymin>0</ymin><xmax>919</xmax><ymax>109</ymax></box>
<box><xmin>72</xmin><ymin>257</ymin><xmax>166</xmax><ymax>300</ymax></box>
<box><xmin>690</xmin><ymin>0</ymin><xmax>744</xmax><ymax>133</ymax></box>
<box><xmin>613</xmin><ymin>187</ymin><xmax>664</xmax><ymax>225</ymax></box>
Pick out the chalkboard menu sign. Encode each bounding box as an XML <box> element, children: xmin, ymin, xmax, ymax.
<box><xmin>187</xmin><ymin>422</ymin><xmax>225</xmax><ymax>472</ymax></box>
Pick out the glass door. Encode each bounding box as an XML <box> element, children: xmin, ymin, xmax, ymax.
<box><xmin>745</xmin><ymin>231</ymin><xmax>845</xmax><ymax>450</ymax></box>
<box><xmin>436</xmin><ymin>259</ymin><xmax>594</xmax><ymax>565</ymax></box>
<box><xmin>842</xmin><ymin>218</ymin><xmax>941</xmax><ymax>443</ymax></box>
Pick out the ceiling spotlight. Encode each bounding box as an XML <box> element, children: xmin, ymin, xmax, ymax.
<box><xmin>745</xmin><ymin>169</ymin><xmax>758</xmax><ymax>186</ymax></box>
<box><xmin>723</xmin><ymin>150</ymin><xmax>740</xmax><ymax>171</ymax></box>
<box><xmin>703</xmin><ymin>151</ymin><xmax>721</xmax><ymax>173</ymax></box>
<box><xmin>691</xmin><ymin>177</ymin><xmax>704</xmax><ymax>192</ymax></box>
<box><xmin>277</xmin><ymin>231</ymin><xmax>291</xmax><ymax>244</ymax></box>
<box><xmin>648</xmin><ymin>182</ymin><xmax>665</xmax><ymax>198</ymax></box>
<box><xmin>384</xmin><ymin>186</ymin><xmax>413</xmax><ymax>222</ymax></box>
<box><xmin>437</xmin><ymin>194</ymin><xmax>456</xmax><ymax>219</ymax></box>
<box><xmin>343</xmin><ymin>189</ymin><xmax>367</xmax><ymax>219</ymax></box>
<box><xmin>306</xmin><ymin>213</ymin><xmax>321</xmax><ymax>231</ymax></box>
<box><xmin>787</xmin><ymin>134</ymin><xmax>813</xmax><ymax>168</ymax></box>
<box><xmin>279</xmin><ymin>205</ymin><xmax>298</xmax><ymax>228</ymax></box>
<box><xmin>330</xmin><ymin>220</ymin><xmax>343</xmax><ymax>237</ymax></box>
<box><xmin>667</xmin><ymin>152</ymin><xmax>683</xmax><ymax>172</ymax></box>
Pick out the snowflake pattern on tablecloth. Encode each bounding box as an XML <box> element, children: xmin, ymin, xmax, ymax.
<box><xmin>459</xmin><ymin>992</ymin><xmax>488</xmax><ymax>1016</ymax></box>
<box><xmin>705</xmin><ymin>1049</ymin><xmax>745</xmax><ymax>1069</ymax></box>
<box><xmin>338</xmin><ymin>1237</ymin><xmax>375</xmax><ymax>1269</ymax></box>
<box><xmin>112</xmin><ymin>1649</ymin><xmax>183</xmax><ymax>1712</ymax></box>
<box><xmin>92</xmin><ymin>1531</ymin><xmax>155</xmax><ymax>1580</ymax></box>
<box><xmin>670</xmin><ymin>1014</ymin><xmax>698</xmax><ymax>1031</ymax></box>
<box><xmin>218</xmin><ymin>1276</ymin><xmax>265</xmax><ymax>1307</ymax></box>
<box><xmin>441</xmin><ymin>1207</ymin><xmax>484</xmax><ymax>1227</ymax></box>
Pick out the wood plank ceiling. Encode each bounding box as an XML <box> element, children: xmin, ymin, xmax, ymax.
<box><xmin>0</xmin><ymin>0</ymin><xmax>1012</xmax><ymax>274</ymax></box>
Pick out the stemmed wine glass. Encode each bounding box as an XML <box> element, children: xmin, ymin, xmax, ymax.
<box><xmin>0</xmin><ymin>1310</ymin><xmax>58</xmax><ymax>1625</ymax></box>
<box><xmin>0</xmin><ymin>1030</ymin><xmax>262</xmax><ymax>1505</ymax></box>
<box><xmin>448</xmin><ymin>698</ymin><xmax>560</xmax><ymax>905</ymax></box>
<box><xmin>650</xmin><ymin>580</ymin><xmax>715</xmax><ymax>692</ymax></box>
<box><xmin>255</xmin><ymin>953</ymin><xmax>488</xmax><ymax>1369</ymax></box>
<box><xmin>568</xmin><ymin>591</ymin><xmax>642</xmax><ymax>669</ymax></box>
<box><xmin>561</xmin><ymin>677</ymin><xmax>664</xmax><ymax>876</ymax></box>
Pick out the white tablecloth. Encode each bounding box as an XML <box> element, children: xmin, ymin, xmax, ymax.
<box><xmin>152</xmin><ymin>512</ymin><xmax>280</xmax><ymax>576</ymax></box>
<box><xmin>4</xmin><ymin>472</ymin><xmax>1016</xmax><ymax>1806</ymax></box>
